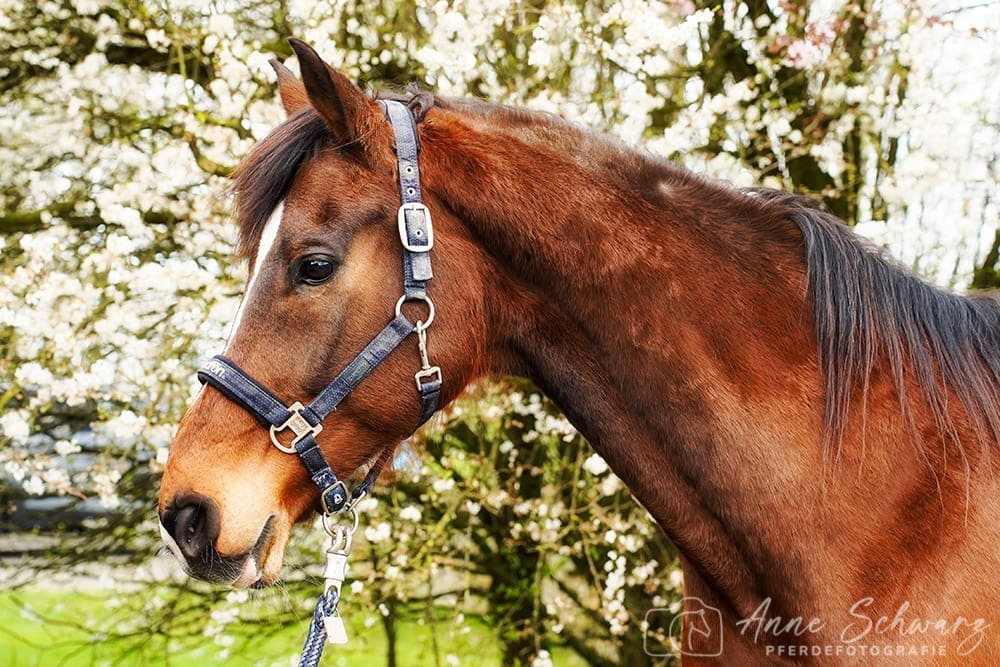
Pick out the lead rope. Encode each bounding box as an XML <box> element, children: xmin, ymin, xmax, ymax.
<box><xmin>300</xmin><ymin>589</ymin><xmax>339</xmax><ymax>667</ymax></box>
<box><xmin>297</xmin><ymin>447</ymin><xmax>392</xmax><ymax>665</ymax></box>
<box><xmin>299</xmin><ymin>508</ymin><xmax>359</xmax><ymax>667</ymax></box>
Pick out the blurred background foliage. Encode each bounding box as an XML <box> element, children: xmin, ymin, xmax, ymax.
<box><xmin>0</xmin><ymin>0</ymin><xmax>997</xmax><ymax>665</ymax></box>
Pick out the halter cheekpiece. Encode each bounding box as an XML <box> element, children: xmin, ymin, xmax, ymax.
<box><xmin>196</xmin><ymin>99</ymin><xmax>441</xmax><ymax>516</ymax></box>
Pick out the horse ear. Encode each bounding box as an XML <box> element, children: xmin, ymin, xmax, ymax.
<box><xmin>269</xmin><ymin>59</ymin><xmax>308</xmax><ymax>115</ymax></box>
<box><xmin>288</xmin><ymin>38</ymin><xmax>380</xmax><ymax>145</ymax></box>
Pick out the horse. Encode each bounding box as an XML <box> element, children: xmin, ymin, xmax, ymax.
<box><xmin>158</xmin><ymin>39</ymin><xmax>1000</xmax><ymax>663</ymax></box>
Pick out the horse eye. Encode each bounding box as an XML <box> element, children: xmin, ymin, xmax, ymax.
<box><xmin>295</xmin><ymin>255</ymin><xmax>337</xmax><ymax>286</ymax></box>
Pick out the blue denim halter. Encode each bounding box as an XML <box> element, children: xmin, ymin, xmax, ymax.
<box><xmin>196</xmin><ymin>99</ymin><xmax>441</xmax><ymax>516</ymax></box>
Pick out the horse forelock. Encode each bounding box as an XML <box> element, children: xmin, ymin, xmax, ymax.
<box><xmin>231</xmin><ymin>108</ymin><xmax>331</xmax><ymax>260</ymax></box>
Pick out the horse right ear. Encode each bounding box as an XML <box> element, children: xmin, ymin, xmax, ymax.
<box><xmin>269</xmin><ymin>59</ymin><xmax>308</xmax><ymax>115</ymax></box>
<box><xmin>288</xmin><ymin>38</ymin><xmax>383</xmax><ymax>148</ymax></box>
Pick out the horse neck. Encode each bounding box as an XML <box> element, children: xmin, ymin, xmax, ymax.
<box><xmin>419</xmin><ymin>108</ymin><xmax>1000</xmax><ymax>630</ymax></box>
<box><xmin>421</xmin><ymin>110</ymin><xmax>845</xmax><ymax>614</ymax></box>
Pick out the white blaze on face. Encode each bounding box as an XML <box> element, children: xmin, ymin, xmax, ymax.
<box><xmin>225</xmin><ymin>202</ymin><xmax>285</xmax><ymax>352</ymax></box>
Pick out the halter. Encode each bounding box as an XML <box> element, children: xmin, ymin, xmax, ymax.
<box><xmin>196</xmin><ymin>99</ymin><xmax>441</xmax><ymax>516</ymax></box>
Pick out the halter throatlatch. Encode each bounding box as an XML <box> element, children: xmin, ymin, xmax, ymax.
<box><xmin>196</xmin><ymin>99</ymin><xmax>441</xmax><ymax>516</ymax></box>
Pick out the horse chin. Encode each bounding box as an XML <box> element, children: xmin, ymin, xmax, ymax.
<box><xmin>232</xmin><ymin>554</ymin><xmax>262</xmax><ymax>588</ymax></box>
<box><xmin>229</xmin><ymin>514</ymin><xmax>289</xmax><ymax>588</ymax></box>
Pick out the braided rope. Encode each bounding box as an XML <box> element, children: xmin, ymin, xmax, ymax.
<box><xmin>298</xmin><ymin>589</ymin><xmax>340</xmax><ymax>667</ymax></box>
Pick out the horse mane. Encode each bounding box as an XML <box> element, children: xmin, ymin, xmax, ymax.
<box><xmin>230</xmin><ymin>88</ymin><xmax>1000</xmax><ymax>462</ymax></box>
<box><xmin>749</xmin><ymin>189</ymin><xmax>1000</xmax><ymax>464</ymax></box>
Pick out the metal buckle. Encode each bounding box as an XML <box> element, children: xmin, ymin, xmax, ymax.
<box><xmin>397</xmin><ymin>203</ymin><xmax>434</xmax><ymax>252</ymax></box>
<box><xmin>269</xmin><ymin>401</ymin><xmax>323</xmax><ymax>454</ymax></box>
<box><xmin>415</xmin><ymin>366</ymin><xmax>442</xmax><ymax>393</ymax></box>
<box><xmin>320</xmin><ymin>480</ymin><xmax>350</xmax><ymax>515</ymax></box>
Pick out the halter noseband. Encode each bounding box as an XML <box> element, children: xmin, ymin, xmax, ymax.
<box><xmin>196</xmin><ymin>99</ymin><xmax>441</xmax><ymax>516</ymax></box>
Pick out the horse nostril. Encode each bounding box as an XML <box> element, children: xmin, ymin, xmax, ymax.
<box><xmin>161</xmin><ymin>494</ymin><xmax>221</xmax><ymax>560</ymax></box>
<box><xmin>174</xmin><ymin>504</ymin><xmax>204</xmax><ymax>555</ymax></box>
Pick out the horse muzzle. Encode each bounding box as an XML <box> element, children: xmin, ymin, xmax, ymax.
<box><xmin>159</xmin><ymin>493</ymin><xmax>278</xmax><ymax>587</ymax></box>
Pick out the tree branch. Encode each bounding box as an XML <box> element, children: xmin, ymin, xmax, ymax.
<box><xmin>0</xmin><ymin>201</ymin><xmax>178</xmax><ymax>234</ymax></box>
<box><xmin>971</xmin><ymin>228</ymin><xmax>1000</xmax><ymax>290</ymax></box>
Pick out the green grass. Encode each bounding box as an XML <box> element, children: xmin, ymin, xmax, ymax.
<box><xmin>0</xmin><ymin>587</ymin><xmax>585</xmax><ymax>666</ymax></box>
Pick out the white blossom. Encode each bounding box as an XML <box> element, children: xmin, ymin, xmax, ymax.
<box><xmin>398</xmin><ymin>506</ymin><xmax>422</xmax><ymax>522</ymax></box>
<box><xmin>22</xmin><ymin>475</ymin><xmax>45</xmax><ymax>496</ymax></box>
<box><xmin>364</xmin><ymin>522</ymin><xmax>392</xmax><ymax>544</ymax></box>
<box><xmin>582</xmin><ymin>453</ymin><xmax>609</xmax><ymax>476</ymax></box>
<box><xmin>0</xmin><ymin>410</ymin><xmax>31</xmax><ymax>441</ymax></box>
<box><xmin>531</xmin><ymin>650</ymin><xmax>553</xmax><ymax>667</ymax></box>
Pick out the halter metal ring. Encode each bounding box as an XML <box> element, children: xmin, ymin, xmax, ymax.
<box><xmin>322</xmin><ymin>506</ymin><xmax>360</xmax><ymax>537</ymax></box>
<box><xmin>395</xmin><ymin>293</ymin><xmax>435</xmax><ymax>328</ymax></box>
<box><xmin>269</xmin><ymin>401</ymin><xmax>323</xmax><ymax>454</ymax></box>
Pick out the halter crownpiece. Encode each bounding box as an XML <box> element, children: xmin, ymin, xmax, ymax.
<box><xmin>196</xmin><ymin>99</ymin><xmax>441</xmax><ymax>516</ymax></box>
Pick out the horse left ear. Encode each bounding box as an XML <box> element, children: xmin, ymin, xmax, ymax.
<box><xmin>269</xmin><ymin>59</ymin><xmax>308</xmax><ymax>116</ymax></box>
<box><xmin>288</xmin><ymin>38</ymin><xmax>382</xmax><ymax>147</ymax></box>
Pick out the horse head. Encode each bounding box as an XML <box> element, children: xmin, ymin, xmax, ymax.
<box><xmin>157</xmin><ymin>40</ymin><xmax>490</xmax><ymax>586</ymax></box>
